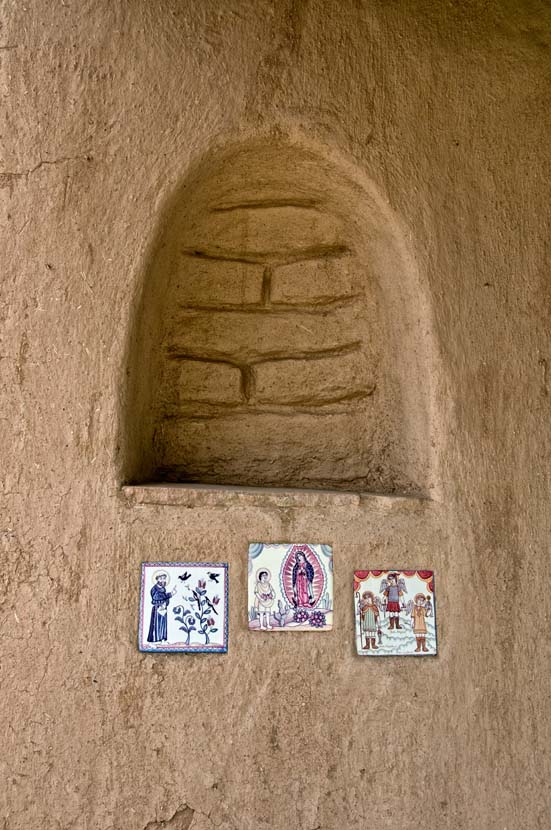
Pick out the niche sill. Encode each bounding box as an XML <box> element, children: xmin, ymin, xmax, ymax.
<box><xmin>121</xmin><ymin>482</ymin><xmax>431</xmax><ymax>510</ymax></box>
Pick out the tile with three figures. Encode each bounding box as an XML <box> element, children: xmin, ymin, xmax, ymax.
<box><xmin>354</xmin><ymin>569</ymin><xmax>437</xmax><ymax>656</ymax></box>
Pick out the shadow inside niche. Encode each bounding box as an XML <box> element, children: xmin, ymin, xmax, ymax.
<box><xmin>122</xmin><ymin>139</ymin><xmax>433</xmax><ymax>497</ymax></box>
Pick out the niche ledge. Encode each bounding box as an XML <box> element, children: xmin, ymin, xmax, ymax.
<box><xmin>121</xmin><ymin>483</ymin><xmax>432</xmax><ymax>511</ymax></box>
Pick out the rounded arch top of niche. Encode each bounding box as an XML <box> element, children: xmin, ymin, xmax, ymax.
<box><xmin>122</xmin><ymin>138</ymin><xmax>435</xmax><ymax>496</ymax></box>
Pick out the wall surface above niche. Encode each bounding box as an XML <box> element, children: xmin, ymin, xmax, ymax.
<box><xmin>123</xmin><ymin>139</ymin><xmax>437</xmax><ymax>497</ymax></box>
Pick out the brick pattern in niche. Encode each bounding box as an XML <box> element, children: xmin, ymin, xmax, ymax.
<box><xmin>134</xmin><ymin>141</ymin><xmax>427</xmax><ymax>493</ymax></box>
<box><xmin>155</xmin><ymin>201</ymin><xmax>381</xmax><ymax>489</ymax></box>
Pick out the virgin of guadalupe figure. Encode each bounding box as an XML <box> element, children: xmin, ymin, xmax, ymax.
<box><xmin>147</xmin><ymin>572</ymin><xmax>176</xmax><ymax>643</ymax></box>
<box><xmin>254</xmin><ymin>569</ymin><xmax>276</xmax><ymax>630</ymax></box>
<box><xmin>292</xmin><ymin>551</ymin><xmax>315</xmax><ymax>607</ymax></box>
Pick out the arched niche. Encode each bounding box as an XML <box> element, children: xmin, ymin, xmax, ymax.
<box><xmin>121</xmin><ymin>138</ymin><xmax>436</xmax><ymax>495</ymax></box>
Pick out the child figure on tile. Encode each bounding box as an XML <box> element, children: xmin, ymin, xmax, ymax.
<box><xmin>254</xmin><ymin>570</ymin><xmax>276</xmax><ymax>630</ymax></box>
<box><xmin>360</xmin><ymin>591</ymin><xmax>380</xmax><ymax>650</ymax></box>
<box><xmin>411</xmin><ymin>593</ymin><xmax>430</xmax><ymax>652</ymax></box>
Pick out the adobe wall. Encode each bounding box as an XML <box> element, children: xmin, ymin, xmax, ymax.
<box><xmin>1</xmin><ymin>2</ymin><xmax>550</xmax><ymax>829</ymax></box>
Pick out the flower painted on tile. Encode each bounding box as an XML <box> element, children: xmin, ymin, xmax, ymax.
<box><xmin>293</xmin><ymin>608</ymin><xmax>309</xmax><ymax>624</ymax></box>
<box><xmin>308</xmin><ymin>610</ymin><xmax>326</xmax><ymax>628</ymax></box>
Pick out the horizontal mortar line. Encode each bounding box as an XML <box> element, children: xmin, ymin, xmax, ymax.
<box><xmin>176</xmin><ymin>294</ymin><xmax>363</xmax><ymax>314</ymax></box>
<box><xmin>160</xmin><ymin>403</ymin><xmax>243</xmax><ymax>415</ymax></box>
<box><xmin>253</xmin><ymin>387</ymin><xmax>376</xmax><ymax>407</ymax></box>
<box><xmin>209</xmin><ymin>198</ymin><xmax>324</xmax><ymax>212</ymax></box>
<box><xmin>181</xmin><ymin>244</ymin><xmax>351</xmax><ymax>266</ymax></box>
<box><xmin>160</xmin><ymin>410</ymin><xmax>348</xmax><ymax>423</ymax></box>
<box><xmin>159</xmin><ymin>398</ymin><xmax>244</xmax><ymax>411</ymax></box>
<box><xmin>159</xmin><ymin>409</ymin><xmax>351</xmax><ymax>423</ymax></box>
<box><xmin>165</xmin><ymin>341</ymin><xmax>363</xmax><ymax>366</ymax></box>
<box><xmin>159</xmin><ymin>393</ymin><xmax>373</xmax><ymax>420</ymax></box>
<box><xmin>165</xmin><ymin>352</ymin><xmax>243</xmax><ymax>368</ymax></box>
<box><xmin>162</xmin><ymin>387</ymin><xmax>373</xmax><ymax>414</ymax></box>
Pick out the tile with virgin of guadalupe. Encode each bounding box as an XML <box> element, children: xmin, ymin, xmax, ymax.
<box><xmin>248</xmin><ymin>543</ymin><xmax>333</xmax><ymax>631</ymax></box>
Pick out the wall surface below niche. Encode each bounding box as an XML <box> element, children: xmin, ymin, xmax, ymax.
<box><xmin>1</xmin><ymin>2</ymin><xmax>551</xmax><ymax>830</ymax></box>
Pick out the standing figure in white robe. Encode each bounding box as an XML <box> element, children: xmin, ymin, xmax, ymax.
<box><xmin>254</xmin><ymin>570</ymin><xmax>276</xmax><ymax>630</ymax></box>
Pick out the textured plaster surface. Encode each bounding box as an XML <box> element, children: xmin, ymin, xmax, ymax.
<box><xmin>125</xmin><ymin>137</ymin><xmax>434</xmax><ymax>494</ymax></box>
<box><xmin>1</xmin><ymin>1</ymin><xmax>551</xmax><ymax>829</ymax></box>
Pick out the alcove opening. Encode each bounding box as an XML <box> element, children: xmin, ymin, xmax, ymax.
<box><xmin>121</xmin><ymin>139</ymin><xmax>434</xmax><ymax>496</ymax></box>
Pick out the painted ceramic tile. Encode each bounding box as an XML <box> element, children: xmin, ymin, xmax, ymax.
<box><xmin>139</xmin><ymin>562</ymin><xmax>228</xmax><ymax>653</ymax></box>
<box><xmin>248</xmin><ymin>543</ymin><xmax>333</xmax><ymax>631</ymax></box>
<box><xmin>354</xmin><ymin>569</ymin><xmax>437</xmax><ymax>656</ymax></box>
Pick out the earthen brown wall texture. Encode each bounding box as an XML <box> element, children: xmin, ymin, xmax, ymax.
<box><xmin>1</xmin><ymin>2</ymin><xmax>550</xmax><ymax>829</ymax></box>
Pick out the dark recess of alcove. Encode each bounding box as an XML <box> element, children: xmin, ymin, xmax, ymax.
<box><xmin>121</xmin><ymin>139</ymin><xmax>433</xmax><ymax>495</ymax></box>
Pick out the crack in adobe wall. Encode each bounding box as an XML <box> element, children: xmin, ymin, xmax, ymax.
<box><xmin>0</xmin><ymin>155</ymin><xmax>93</xmax><ymax>182</ymax></box>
